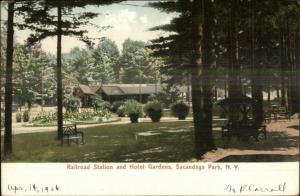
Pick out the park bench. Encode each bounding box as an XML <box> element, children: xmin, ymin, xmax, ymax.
<box><xmin>221</xmin><ymin>122</ymin><xmax>266</xmax><ymax>142</ymax></box>
<box><xmin>264</xmin><ymin>105</ymin><xmax>290</xmax><ymax>123</ymax></box>
<box><xmin>274</xmin><ymin>106</ymin><xmax>290</xmax><ymax>121</ymax></box>
<box><xmin>61</xmin><ymin>124</ymin><xmax>84</xmax><ymax>145</ymax></box>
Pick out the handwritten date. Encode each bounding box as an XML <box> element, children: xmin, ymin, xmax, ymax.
<box><xmin>7</xmin><ymin>184</ymin><xmax>61</xmax><ymax>194</ymax></box>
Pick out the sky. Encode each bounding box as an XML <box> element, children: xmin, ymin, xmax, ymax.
<box><xmin>1</xmin><ymin>1</ymin><xmax>178</xmax><ymax>54</ymax></box>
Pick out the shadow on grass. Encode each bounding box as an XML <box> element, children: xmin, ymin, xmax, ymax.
<box><xmin>1</xmin><ymin>121</ymin><xmax>299</xmax><ymax>162</ymax></box>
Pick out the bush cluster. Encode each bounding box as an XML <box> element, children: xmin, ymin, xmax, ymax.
<box><xmin>171</xmin><ymin>101</ymin><xmax>189</xmax><ymax>120</ymax></box>
<box><xmin>32</xmin><ymin>110</ymin><xmax>111</xmax><ymax>125</ymax></box>
<box><xmin>91</xmin><ymin>95</ymin><xmax>110</xmax><ymax>111</ymax></box>
<box><xmin>23</xmin><ymin>110</ymin><xmax>30</xmax><ymax>122</ymax></box>
<box><xmin>122</xmin><ymin>99</ymin><xmax>143</xmax><ymax>123</ymax></box>
<box><xmin>32</xmin><ymin>112</ymin><xmax>57</xmax><ymax>124</ymax></box>
<box><xmin>143</xmin><ymin>100</ymin><xmax>163</xmax><ymax>122</ymax></box>
<box><xmin>63</xmin><ymin>96</ymin><xmax>81</xmax><ymax>113</ymax></box>
<box><xmin>15</xmin><ymin>111</ymin><xmax>31</xmax><ymax>123</ymax></box>
<box><xmin>16</xmin><ymin>112</ymin><xmax>22</xmax><ymax>122</ymax></box>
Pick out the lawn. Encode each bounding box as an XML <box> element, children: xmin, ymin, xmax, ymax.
<box><xmin>1</xmin><ymin>121</ymin><xmax>224</xmax><ymax>162</ymax></box>
<box><xmin>1</xmin><ymin>122</ymin><xmax>197</xmax><ymax>162</ymax></box>
<box><xmin>2</xmin><ymin>120</ymin><xmax>298</xmax><ymax>162</ymax></box>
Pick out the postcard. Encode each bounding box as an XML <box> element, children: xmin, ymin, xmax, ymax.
<box><xmin>1</xmin><ymin>0</ymin><xmax>299</xmax><ymax>195</ymax></box>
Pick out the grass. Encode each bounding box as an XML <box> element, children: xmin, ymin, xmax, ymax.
<box><xmin>1</xmin><ymin>121</ymin><xmax>222</xmax><ymax>162</ymax></box>
<box><xmin>1</xmin><ymin>120</ymin><xmax>298</xmax><ymax>162</ymax></box>
<box><xmin>1</xmin><ymin>122</ymin><xmax>193</xmax><ymax>162</ymax></box>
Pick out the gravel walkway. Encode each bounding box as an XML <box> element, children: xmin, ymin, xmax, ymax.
<box><xmin>201</xmin><ymin>119</ymin><xmax>299</xmax><ymax>162</ymax></box>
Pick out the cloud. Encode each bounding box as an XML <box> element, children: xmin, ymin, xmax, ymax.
<box><xmin>139</xmin><ymin>15</ymin><xmax>148</xmax><ymax>24</ymax></box>
<box><xmin>102</xmin><ymin>9</ymin><xmax>138</xmax><ymax>31</ymax></box>
<box><xmin>13</xmin><ymin>6</ymin><xmax>177</xmax><ymax>54</ymax></box>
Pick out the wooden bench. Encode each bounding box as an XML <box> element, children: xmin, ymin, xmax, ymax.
<box><xmin>61</xmin><ymin>125</ymin><xmax>84</xmax><ymax>145</ymax></box>
<box><xmin>221</xmin><ymin>122</ymin><xmax>266</xmax><ymax>142</ymax></box>
<box><xmin>274</xmin><ymin>107</ymin><xmax>290</xmax><ymax>121</ymax></box>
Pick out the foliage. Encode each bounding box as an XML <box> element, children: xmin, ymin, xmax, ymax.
<box><xmin>32</xmin><ymin>112</ymin><xmax>57</xmax><ymax>124</ymax></box>
<box><xmin>116</xmin><ymin>105</ymin><xmax>126</xmax><ymax>117</ymax></box>
<box><xmin>16</xmin><ymin>112</ymin><xmax>22</xmax><ymax>123</ymax></box>
<box><xmin>91</xmin><ymin>96</ymin><xmax>111</xmax><ymax>112</ymax></box>
<box><xmin>110</xmin><ymin>101</ymin><xmax>124</xmax><ymax>113</ymax></box>
<box><xmin>123</xmin><ymin>99</ymin><xmax>143</xmax><ymax>116</ymax></box>
<box><xmin>91</xmin><ymin>95</ymin><xmax>104</xmax><ymax>111</ymax></box>
<box><xmin>63</xmin><ymin>96</ymin><xmax>81</xmax><ymax>113</ymax></box>
<box><xmin>119</xmin><ymin>39</ymin><xmax>161</xmax><ymax>83</ymax></box>
<box><xmin>123</xmin><ymin>99</ymin><xmax>143</xmax><ymax>123</ymax></box>
<box><xmin>91</xmin><ymin>38</ymin><xmax>120</xmax><ymax>83</ymax></box>
<box><xmin>23</xmin><ymin>110</ymin><xmax>30</xmax><ymax>122</ymax></box>
<box><xmin>69</xmin><ymin>110</ymin><xmax>110</xmax><ymax>122</ymax></box>
<box><xmin>152</xmin><ymin>85</ymin><xmax>181</xmax><ymax>107</ymax></box>
<box><xmin>63</xmin><ymin>47</ymin><xmax>94</xmax><ymax>84</ymax></box>
<box><xmin>13</xmin><ymin>44</ymin><xmax>56</xmax><ymax>108</ymax></box>
<box><xmin>171</xmin><ymin>101</ymin><xmax>189</xmax><ymax>120</ymax></box>
<box><xmin>143</xmin><ymin>100</ymin><xmax>163</xmax><ymax>122</ymax></box>
<box><xmin>32</xmin><ymin>110</ymin><xmax>111</xmax><ymax>125</ymax></box>
<box><xmin>69</xmin><ymin>111</ymin><xmax>94</xmax><ymax>121</ymax></box>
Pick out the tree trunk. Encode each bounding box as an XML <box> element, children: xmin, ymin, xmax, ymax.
<box><xmin>0</xmin><ymin>1</ymin><xmax>2</xmax><ymax>131</ymax></box>
<box><xmin>224</xmin><ymin>77</ymin><xmax>228</xmax><ymax>98</ymax></box>
<box><xmin>250</xmin><ymin>0</ymin><xmax>264</xmax><ymax>126</ymax></box>
<box><xmin>201</xmin><ymin>0</ymin><xmax>215</xmax><ymax>151</ymax></box>
<box><xmin>290</xmin><ymin>31</ymin><xmax>300</xmax><ymax>114</ymax></box>
<box><xmin>294</xmin><ymin>26</ymin><xmax>300</xmax><ymax>114</ymax></box>
<box><xmin>280</xmin><ymin>31</ymin><xmax>288</xmax><ymax>107</ymax></box>
<box><xmin>267</xmin><ymin>83</ymin><xmax>271</xmax><ymax>103</ymax></box>
<box><xmin>27</xmin><ymin>100</ymin><xmax>32</xmax><ymax>111</ymax></box>
<box><xmin>191</xmin><ymin>0</ymin><xmax>215</xmax><ymax>159</ymax></box>
<box><xmin>4</xmin><ymin>1</ymin><xmax>14</xmax><ymax>156</ymax></box>
<box><xmin>228</xmin><ymin>0</ymin><xmax>242</xmax><ymax>100</ymax></box>
<box><xmin>57</xmin><ymin>5</ymin><xmax>63</xmax><ymax>139</ymax></box>
<box><xmin>227</xmin><ymin>0</ymin><xmax>243</xmax><ymax>125</ymax></box>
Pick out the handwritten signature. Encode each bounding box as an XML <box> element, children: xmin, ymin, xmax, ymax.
<box><xmin>224</xmin><ymin>182</ymin><xmax>286</xmax><ymax>194</ymax></box>
<box><xmin>7</xmin><ymin>184</ymin><xmax>61</xmax><ymax>194</ymax></box>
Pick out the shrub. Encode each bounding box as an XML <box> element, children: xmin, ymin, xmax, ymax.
<box><xmin>171</xmin><ymin>101</ymin><xmax>189</xmax><ymax>120</ymax></box>
<box><xmin>100</xmin><ymin>101</ymin><xmax>111</xmax><ymax>110</ymax></box>
<box><xmin>16</xmin><ymin>112</ymin><xmax>22</xmax><ymax>122</ymax></box>
<box><xmin>32</xmin><ymin>112</ymin><xmax>57</xmax><ymax>124</ymax></box>
<box><xmin>70</xmin><ymin>111</ymin><xmax>94</xmax><ymax>121</ymax></box>
<box><xmin>117</xmin><ymin>105</ymin><xmax>126</xmax><ymax>117</ymax></box>
<box><xmin>123</xmin><ymin>99</ymin><xmax>143</xmax><ymax>123</ymax></box>
<box><xmin>110</xmin><ymin>101</ymin><xmax>124</xmax><ymax>113</ymax></box>
<box><xmin>63</xmin><ymin>96</ymin><xmax>81</xmax><ymax>113</ymax></box>
<box><xmin>93</xmin><ymin>110</ymin><xmax>111</xmax><ymax>121</ymax></box>
<box><xmin>144</xmin><ymin>100</ymin><xmax>163</xmax><ymax>122</ymax></box>
<box><xmin>91</xmin><ymin>95</ymin><xmax>111</xmax><ymax>111</ymax></box>
<box><xmin>23</xmin><ymin>110</ymin><xmax>30</xmax><ymax>122</ymax></box>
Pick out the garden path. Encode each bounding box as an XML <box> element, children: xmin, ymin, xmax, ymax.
<box><xmin>201</xmin><ymin>119</ymin><xmax>299</xmax><ymax>162</ymax></box>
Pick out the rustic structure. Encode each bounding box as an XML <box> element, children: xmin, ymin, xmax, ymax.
<box><xmin>73</xmin><ymin>84</ymin><xmax>190</xmax><ymax>106</ymax></box>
